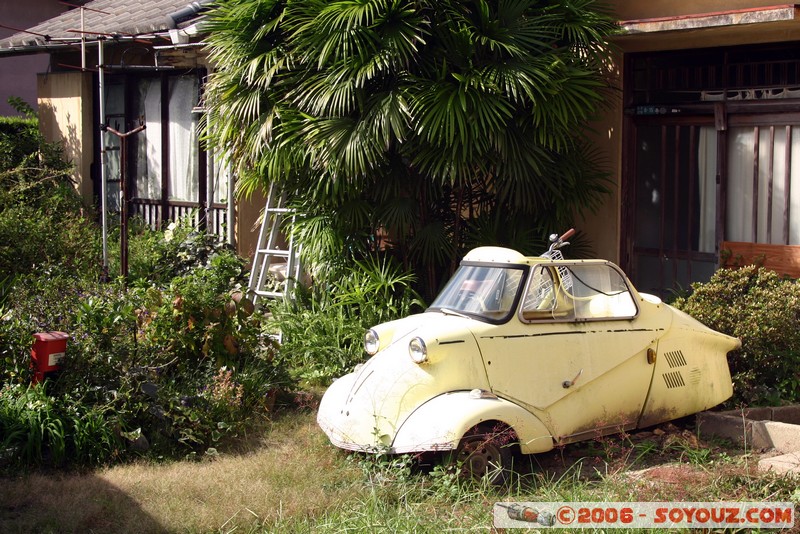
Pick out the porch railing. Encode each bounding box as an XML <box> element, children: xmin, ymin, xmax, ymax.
<box><xmin>129</xmin><ymin>197</ymin><xmax>229</xmax><ymax>237</ymax></box>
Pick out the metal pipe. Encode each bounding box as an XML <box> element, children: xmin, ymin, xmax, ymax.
<box><xmin>98</xmin><ymin>38</ymin><xmax>108</xmax><ymax>281</ymax></box>
<box><xmin>206</xmin><ymin>148</ymin><xmax>214</xmax><ymax>235</ymax></box>
<box><xmin>228</xmin><ymin>171</ymin><xmax>235</xmax><ymax>246</ymax></box>
<box><xmin>103</xmin><ymin>122</ymin><xmax>146</xmax><ymax>280</ymax></box>
<box><xmin>166</xmin><ymin>2</ymin><xmax>212</xmax><ymax>29</ymax></box>
<box><xmin>152</xmin><ymin>43</ymin><xmax>207</xmax><ymax>50</ymax></box>
<box><xmin>80</xmin><ymin>7</ymin><xmax>85</xmax><ymax>70</ymax></box>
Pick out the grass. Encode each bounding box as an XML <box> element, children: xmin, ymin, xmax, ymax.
<box><xmin>0</xmin><ymin>406</ymin><xmax>797</xmax><ymax>533</ymax></box>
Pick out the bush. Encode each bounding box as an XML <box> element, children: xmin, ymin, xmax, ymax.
<box><xmin>0</xmin><ymin>111</ymin><xmax>292</xmax><ymax>467</ymax></box>
<box><xmin>0</xmin><ymin>384</ymin><xmax>122</xmax><ymax>467</ymax></box>
<box><xmin>672</xmin><ymin>266</ymin><xmax>800</xmax><ymax>405</ymax></box>
<box><xmin>0</xmin><ymin>114</ymin><xmax>39</xmax><ymax>171</ymax></box>
<box><xmin>123</xmin><ymin>216</ymin><xmax>233</xmax><ymax>285</ymax></box>
<box><xmin>0</xmin><ymin>225</ymin><xmax>292</xmax><ymax>466</ymax></box>
<box><xmin>0</xmin><ymin>114</ymin><xmax>100</xmax><ymax>286</ymax></box>
<box><xmin>0</xmin><ymin>206</ymin><xmax>100</xmax><ymax>283</ymax></box>
<box><xmin>268</xmin><ymin>255</ymin><xmax>424</xmax><ymax>385</ymax></box>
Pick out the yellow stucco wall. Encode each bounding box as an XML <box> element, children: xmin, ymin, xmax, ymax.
<box><xmin>235</xmin><ymin>189</ymin><xmax>267</xmax><ymax>263</ymax></box>
<box><xmin>579</xmin><ymin>51</ymin><xmax>623</xmax><ymax>263</ymax></box>
<box><xmin>37</xmin><ymin>71</ymin><xmax>94</xmax><ymax>203</ymax></box>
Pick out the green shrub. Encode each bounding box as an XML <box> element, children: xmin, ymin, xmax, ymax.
<box><xmin>123</xmin><ymin>216</ymin><xmax>233</xmax><ymax>285</ymax></box>
<box><xmin>137</xmin><ymin>250</ymin><xmax>252</xmax><ymax>367</ymax></box>
<box><xmin>0</xmin><ymin>205</ymin><xmax>101</xmax><ymax>281</ymax></box>
<box><xmin>0</xmin><ymin>112</ymin><xmax>290</xmax><ymax>466</ymax></box>
<box><xmin>66</xmin><ymin>246</ymin><xmax>288</xmax><ymax>457</ymax></box>
<box><xmin>268</xmin><ymin>293</ymin><xmax>365</xmax><ymax>385</ymax></box>
<box><xmin>0</xmin><ymin>115</ymin><xmax>40</xmax><ymax>171</ymax></box>
<box><xmin>672</xmin><ymin>266</ymin><xmax>800</xmax><ymax>405</ymax></box>
<box><xmin>0</xmin><ymin>384</ymin><xmax>67</xmax><ymax>466</ymax></box>
<box><xmin>0</xmin><ymin>114</ymin><xmax>100</xmax><ymax>284</ymax></box>
<box><xmin>0</xmin><ymin>383</ymin><xmax>122</xmax><ymax>468</ymax></box>
<box><xmin>268</xmin><ymin>255</ymin><xmax>424</xmax><ymax>385</ymax></box>
<box><xmin>0</xmin><ymin>223</ymin><xmax>292</xmax><ymax>466</ymax></box>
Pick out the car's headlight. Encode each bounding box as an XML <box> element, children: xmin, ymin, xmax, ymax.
<box><xmin>364</xmin><ymin>329</ymin><xmax>380</xmax><ymax>355</ymax></box>
<box><xmin>408</xmin><ymin>337</ymin><xmax>428</xmax><ymax>364</ymax></box>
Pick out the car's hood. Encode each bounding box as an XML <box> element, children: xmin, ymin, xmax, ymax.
<box><xmin>317</xmin><ymin>311</ymin><xmax>490</xmax><ymax>450</ymax></box>
<box><xmin>365</xmin><ymin>310</ymin><xmax>487</xmax><ymax>353</ymax></box>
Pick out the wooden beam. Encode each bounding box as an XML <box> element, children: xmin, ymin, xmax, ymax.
<box><xmin>721</xmin><ymin>241</ymin><xmax>800</xmax><ymax>278</ymax></box>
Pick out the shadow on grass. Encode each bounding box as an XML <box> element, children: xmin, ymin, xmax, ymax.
<box><xmin>0</xmin><ymin>470</ymin><xmax>165</xmax><ymax>534</ymax></box>
<box><xmin>0</xmin><ymin>403</ymin><xmax>344</xmax><ymax>534</ymax></box>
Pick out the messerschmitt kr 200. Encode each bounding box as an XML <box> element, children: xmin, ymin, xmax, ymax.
<box><xmin>317</xmin><ymin>230</ymin><xmax>740</xmax><ymax>481</ymax></box>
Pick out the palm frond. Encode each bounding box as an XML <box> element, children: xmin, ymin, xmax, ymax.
<box><xmin>203</xmin><ymin>0</ymin><xmax>617</xmax><ymax>294</ymax></box>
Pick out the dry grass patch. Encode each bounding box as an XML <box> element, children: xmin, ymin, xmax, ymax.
<box><xmin>2</xmin><ymin>413</ymin><xmax>798</xmax><ymax>533</ymax></box>
<box><xmin>0</xmin><ymin>410</ymin><xmax>362</xmax><ymax>533</ymax></box>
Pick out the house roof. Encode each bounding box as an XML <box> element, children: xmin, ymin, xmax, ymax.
<box><xmin>0</xmin><ymin>0</ymin><xmax>214</xmax><ymax>54</ymax></box>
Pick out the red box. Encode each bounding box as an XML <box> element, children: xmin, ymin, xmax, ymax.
<box><xmin>31</xmin><ymin>331</ymin><xmax>68</xmax><ymax>383</ymax></box>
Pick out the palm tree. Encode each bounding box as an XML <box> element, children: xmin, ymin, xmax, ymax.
<box><xmin>203</xmin><ymin>0</ymin><xmax>617</xmax><ymax>297</ymax></box>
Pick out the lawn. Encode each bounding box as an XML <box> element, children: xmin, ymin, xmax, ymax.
<box><xmin>1</xmin><ymin>399</ymin><xmax>797</xmax><ymax>534</ymax></box>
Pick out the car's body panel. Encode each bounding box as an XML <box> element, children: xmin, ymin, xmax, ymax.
<box><xmin>638</xmin><ymin>304</ymin><xmax>739</xmax><ymax>428</ymax></box>
<box><xmin>317</xmin><ymin>245</ymin><xmax>740</xmax><ymax>462</ymax></box>
<box><xmin>470</xmin><ymin>295</ymin><xmax>668</xmax><ymax>443</ymax></box>
<box><xmin>391</xmin><ymin>391</ymin><xmax>554</xmax><ymax>454</ymax></box>
<box><xmin>316</xmin><ymin>313</ymin><xmax>491</xmax><ymax>451</ymax></box>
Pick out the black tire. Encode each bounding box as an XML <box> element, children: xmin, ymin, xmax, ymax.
<box><xmin>452</xmin><ymin>424</ymin><xmax>516</xmax><ymax>485</ymax></box>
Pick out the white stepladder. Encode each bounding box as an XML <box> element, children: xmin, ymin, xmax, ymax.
<box><xmin>247</xmin><ymin>183</ymin><xmax>302</xmax><ymax>307</ymax></box>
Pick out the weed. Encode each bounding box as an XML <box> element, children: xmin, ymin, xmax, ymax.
<box><xmin>267</xmin><ymin>255</ymin><xmax>423</xmax><ymax>385</ymax></box>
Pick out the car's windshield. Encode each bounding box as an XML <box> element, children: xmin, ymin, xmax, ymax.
<box><xmin>429</xmin><ymin>264</ymin><xmax>525</xmax><ymax>322</ymax></box>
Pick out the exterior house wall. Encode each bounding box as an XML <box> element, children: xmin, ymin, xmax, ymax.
<box><xmin>578</xmin><ymin>53</ymin><xmax>623</xmax><ymax>263</ymax></box>
<box><xmin>37</xmin><ymin>71</ymin><xmax>94</xmax><ymax>202</ymax></box>
<box><xmin>31</xmin><ymin>48</ymin><xmax>265</xmax><ymax>259</ymax></box>
<box><xmin>0</xmin><ymin>0</ymin><xmax>67</xmax><ymax>116</ymax></box>
<box><xmin>15</xmin><ymin>1</ymin><xmax>800</xmax><ymax>279</ymax></box>
<box><xmin>584</xmin><ymin>0</ymin><xmax>800</xmax><ymax>256</ymax></box>
<box><xmin>0</xmin><ymin>2</ymin><xmax>267</xmax><ymax>269</ymax></box>
<box><xmin>235</xmin><ymin>188</ymin><xmax>267</xmax><ymax>262</ymax></box>
<box><xmin>590</xmin><ymin>0</ymin><xmax>800</xmax><ymax>291</ymax></box>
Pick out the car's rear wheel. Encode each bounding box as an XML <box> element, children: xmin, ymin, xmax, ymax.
<box><xmin>452</xmin><ymin>424</ymin><xmax>516</xmax><ymax>485</ymax></box>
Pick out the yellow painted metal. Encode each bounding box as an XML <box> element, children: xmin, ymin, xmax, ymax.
<box><xmin>317</xmin><ymin>247</ymin><xmax>739</xmax><ymax>458</ymax></box>
<box><xmin>317</xmin><ymin>313</ymin><xmax>491</xmax><ymax>452</ymax></box>
<box><xmin>391</xmin><ymin>391</ymin><xmax>555</xmax><ymax>454</ymax></box>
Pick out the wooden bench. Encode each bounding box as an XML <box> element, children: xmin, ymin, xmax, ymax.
<box><xmin>720</xmin><ymin>241</ymin><xmax>800</xmax><ymax>279</ymax></box>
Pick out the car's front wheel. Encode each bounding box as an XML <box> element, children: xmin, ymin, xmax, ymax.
<box><xmin>451</xmin><ymin>424</ymin><xmax>517</xmax><ymax>485</ymax></box>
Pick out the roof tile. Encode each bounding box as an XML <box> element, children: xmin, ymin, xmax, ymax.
<box><xmin>0</xmin><ymin>0</ymin><xmax>212</xmax><ymax>51</ymax></box>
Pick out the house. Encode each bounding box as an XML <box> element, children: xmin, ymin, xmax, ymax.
<box><xmin>0</xmin><ymin>0</ymin><xmax>265</xmax><ymax>260</ymax></box>
<box><xmin>582</xmin><ymin>1</ymin><xmax>800</xmax><ymax>295</ymax></box>
<box><xmin>3</xmin><ymin>1</ymin><xmax>800</xmax><ymax>296</ymax></box>
<box><xmin>0</xmin><ymin>0</ymin><xmax>74</xmax><ymax>116</ymax></box>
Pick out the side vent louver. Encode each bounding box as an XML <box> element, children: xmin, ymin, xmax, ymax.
<box><xmin>663</xmin><ymin>371</ymin><xmax>686</xmax><ymax>389</ymax></box>
<box><xmin>664</xmin><ymin>350</ymin><xmax>687</xmax><ymax>368</ymax></box>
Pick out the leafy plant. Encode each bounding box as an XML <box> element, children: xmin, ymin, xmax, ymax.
<box><xmin>0</xmin><ymin>114</ymin><xmax>100</xmax><ymax>285</ymax></box>
<box><xmin>672</xmin><ymin>266</ymin><xmax>800</xmax><ymax>405</ymax></box>
<box><xmin>203</xmin><ymin>0</ymin><xmax>617</xmax><ymax>298</ymax></box>
<box><xmin>7</xmin><ymin>96</ymin><xmax>36</xmax><ymax>119</ymax></box>
<box><xmin>331</xmin><ymin>255</ymin><xmax>425</xmax><ymax>328</ymax></box>
<box><xmin>0</xmin><ymin>384</ymin><xmax>65</xmax><ymax>466</ymax></box>
<box><xmin>268</xmin><ymin>293</ymin><xmax>365</xmax><ymax>385</ymax></box>
<box><xmin>268</xmin><ymin>255</ymin><xmax>424</xmax><ymax>385</ymax></box>
<box><xmin>0</xmin><ymin>223</ymin><xmax>292</xmax><ymax>465</ymax></box>
<box><xmin>0</xmin><ymin>112</ymin><xmax>293</xmax><ymax>467</ymax></box>
<box><xmin>122</xmin><ymin>216</ymin><xmax>235</xmax><ymax>286</ymax></box>
<box><xmin>0</xmin><ymin>383</ymin><xmax>124</xmax><ymax>468</ymax></box>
